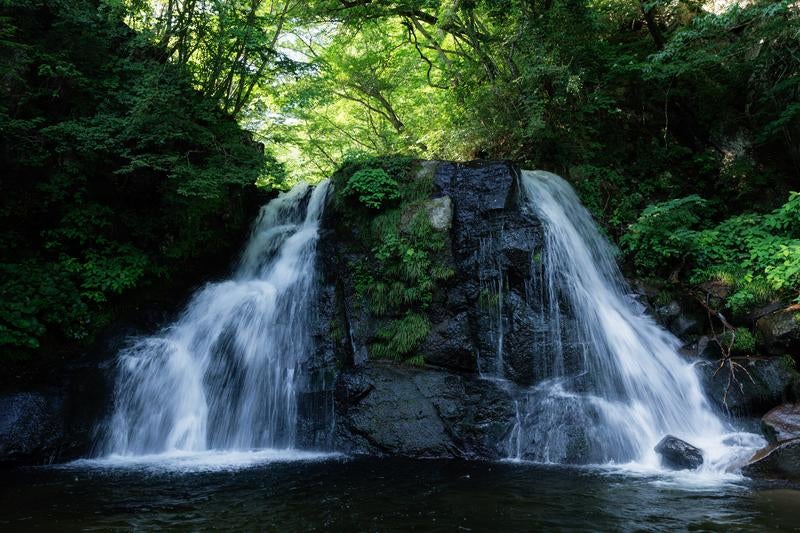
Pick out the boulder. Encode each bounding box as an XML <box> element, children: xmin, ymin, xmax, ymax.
<box><xmin>0</xmin><ymin>392</ymin><xmax>65</xmax><ymax>466</ymax></box>
<box><xmin>743</xmin><ymin>438</ymin><xmax>800</xmax><ymax>481</ymax></box>
<box><xmin>696</xmin><ymin>356</ymin><xmax>797</xmax><ymax>415</ymax></box>
<box><xmin>762</xmin><ymin>403</ymin><xmax>800</xmax><ymax>444</ymax></box>
<box><xmin>756</xmin><ymin>306</ymin><xmax>800</xmax><ymax>357</ymax></box>
<box><xmin>333</xmin><ymin>363</ymin><xmax>515</xmax><ymax>459</ymax></box>
<box><xmin>654</xmin><ymin>435</ymin><xmax>704</xmax><ymax>470</ymax></box>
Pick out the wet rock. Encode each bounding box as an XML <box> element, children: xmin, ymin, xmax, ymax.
<box><xmin>697</xmin><ymin>280</ymin><xmax>733</xmax><ymax>310</ymax></box>
<box><xmin>654</xmin><ymin>435</ymin><xmax>704</xmax><ymax>470</ymax></box>
<box><xmin>743</xmin><ymin>438</ymin><xmax>800</xmax><ymax>480</ymax></box>
<box><xmin>680</xmin><ymin>336</ymin><xmax>722</xmax><ymax>360</ymax></box>
<box><xmin>756</xmin><ymin>306</ymin><xmax>800</xmax><ymax>357</ymax></box>
<box><xmin>500</xmin><ymin>211</ymin><xmax>541</xmax><ymax>282</ymax></box>
<box><xmin>762</xmin><ymin>403</ymin><xmax>800</xmax><ymax>444</ymax></box>
<box><xmin>434</xmin><ymin>161</ymin><xmax>516</xmax><ymax>259</ymax></box>
<box><xmin>651</xmin><ymin>296</ymin><xmax>704</xmax><ymax>339</ymax></box>
<box><xmin>420</xmin><ymin>312</ymin><xmax>475</xmax><ymax>371</ymax></box>
<box><xmin>696</xmin><ymin>356</ymin><xmax>797</xmax><ymax>415</ymax></box>
<box><xmin>501</xmin><ymin>291</ymin><xmax>544</xmax><ymax>385</ymax></box>
<box><xmin>0</xmin><ymin>392</ymin><xmax>65</xmax><ymax>466</ymax></box>
<box><xmin>333</xmin><ymin>363</ymin><xmax>515</xmax><ymax>459</ymax></box>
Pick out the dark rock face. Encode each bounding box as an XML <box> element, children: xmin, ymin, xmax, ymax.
<box><xmin>654</xmin><ymin>435</ymin><xmax>704</xmax><ymax>470</ymax></box>
<box><xmin>695</xmin><ymin>356</ymin><xmax>797</xmax><ymax>416</ymax></box>
<box><xmin>762</xmin><ymin>403</ymin><xmax>800</xmax><ymax>444</ymax></box>
<box><xmin>316</xmin><ymin>160</ymin><xmax>641</xmax><ymax>461</ymax></box>
<box><xmin>0</xmin><ymin>358</ymin><xmax>109</xmax><ymax>467</ymax></box>
<box><xmin>743</xmin><ymin>439</ymin><xmax>800</xmax><ymax>480</ymax></box>
<box><xmin>333</xmin><ymin>363</ymin><xmax>515</xmax><ymax>459</ymax></box>
<box><xmin>757</xmin><ymin>307</ymin><xmax>800</xmax><ymax>358</ymax></box>
<box><xmin>0</xmin><ymin>392</ymin><xmax>65</xmax><ymax>466</ymax></box>
<box><xmin>653</xmin><ymin>300</ymin><xmax>704</xmax><ymax>340</ymax></box>
<box><xmin>432</xmin><ymin>162</ymin><xmax>553</xmax><ymax>384</ymax></box>
<box><xmin>419</xmin><ymin>312</ymin><xmax>475</xmax><ymax>371</ymax></box>
<box><xmin>311</xmin><ymin>161</ymin><xmax>558</xmax><ymax>457</ymax></box>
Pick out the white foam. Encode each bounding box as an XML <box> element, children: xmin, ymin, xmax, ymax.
<box><xmin>64</xmin><ymin>449</ymin><xmax>343</xmax><ymax>473</ymax></box>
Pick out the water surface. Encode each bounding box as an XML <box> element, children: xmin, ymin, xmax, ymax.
<box><xmin>2</xmin><ymin>457</ymin><xmax>798</xmax><ymax>531</ymax></box>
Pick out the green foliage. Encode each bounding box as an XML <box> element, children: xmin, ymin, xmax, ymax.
<box><xmin>720</xmin><ymin>328</ymin><xmax>756</xmax><ymax>356</ymax></box>
<box><xmin>343</xmin><ymin>168</ymin><xmax>400</xmax><ymax>210</ymax></box>
<box><xmin>621</xmin><ymin>196</ymin><xmax>707</xmax><ymax>274</ymax></box>
<box><xmin>334</xmin><ymin>157</ymin><xmax>452</xmax><ymax>363</ymax></box>
<box><xmin>370</xmin><ymin>312</ymin><xmax>431</xmax><ymax>361</ymax></box>
<box><xmin>3</xmin><ymin>0</ymin><xmax>798</xmax><ymax>373</ymax></box>
<box><xmin>0</xmin><ymin>0</ymin><xmax>274</xmax><ymax>369</ymax></box>
<box><xmin>623</xmin><ymin>192</ymin><xmax>800</xmax><ymax>314</ymax></box>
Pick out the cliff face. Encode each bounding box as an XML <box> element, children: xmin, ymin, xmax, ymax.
<box><xmin>304</xmin><ymin>160</ymin><xmax>799</xmax><ymax>460</ymax></box>
<box><xmin>301</xmin><ymin>161</ymin><xmax>559</xmax><ymax>458</ymax></box>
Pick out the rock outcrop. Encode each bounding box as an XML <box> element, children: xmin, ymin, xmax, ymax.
<box><xmin>333</xmin><ymin>364</ymin><xmax>515</xmax><ymax>459</ymax></box>
<box><xmin>762</xmin><ymin>403</ymin><xmax>800</xmax><ymax>444</ymax></box>
<box><xmin>0</xmin><ymin>392</ymin><xmax>65</xmax><ymax>466</ymax></box>
<box><xmin>757</xmin><ymin>306</ymin><xmax>800</xmax><ymax>358</ymax></box>
<box><xmin>311</xmin><ymin>161</ymin><xmax>554</xmax><ymax>457</ymax></box>
<box><xmin>743</xmin><ymin>439</ymin><xmax>800</xmax><ymax>480</ymax></box>
<box><xmin>695</xmin><ymin>356</ymin><xmax>797</xmax><ymax>416</ymax></box>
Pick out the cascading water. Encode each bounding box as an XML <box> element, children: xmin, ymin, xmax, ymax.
<box><xmin>505</xmin><ymin>170</ymin><xmax>763</xmax><ymax>472</ymax></box>
<box><xmin>103</xmin><ymin>180</ymin><xmax>330</xmax><ymax>456</ymax></box>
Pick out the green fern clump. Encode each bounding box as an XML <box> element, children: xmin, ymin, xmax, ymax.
<box><xmin>370</xmin><ymin>312</ymin><xmax>431</xmax><ymax>361</ymax></box>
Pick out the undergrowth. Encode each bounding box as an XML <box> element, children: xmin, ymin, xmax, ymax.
<box><xmin>333</xmin><ymin>156</ymin><xmax>453</xmax><ymax>363</ymax></box>
<box><xmin>622</xmin><ymin>192</ymin><xmax>800</xmax><ymax>316</ymax></box>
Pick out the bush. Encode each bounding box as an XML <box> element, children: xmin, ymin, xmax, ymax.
<box><xmin>342</xmin><ymin>168</ymin><xmax>400</xmax><ymax>209</ymax></box>
<box><xmin>620</xmin><ymin>195</ymin><xmax>707</xmax><ymax>275</ymax></box>
<box><xmin>623</xmin><ymin>192</ymin><xmax>800</xmax><ymax>314</ymax></box>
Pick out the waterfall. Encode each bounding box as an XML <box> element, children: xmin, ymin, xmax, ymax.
<box><xmin>507</xmin><ymin>170</ymin><xmax>762</xmax><ymax>471</ymax></box>
<box><xmin>104</xmin><ymin>180</ymin><xmax>330</xmax><ymax>456</ymax></box>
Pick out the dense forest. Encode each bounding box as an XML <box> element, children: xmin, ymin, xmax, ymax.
<box><xmin>1</xmin><ymin>0</ymin><xmax>798</xmax><ymax>384</ymax></box>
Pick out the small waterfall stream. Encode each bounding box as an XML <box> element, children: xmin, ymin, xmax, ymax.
<box><xmin>504</xmin><ymin>170</ymin><xmax>763</xmax><ymax>471</ymax></box>
<box><xmin>104</xmin><ymin>181</ymin><xmax>330</xmax><ymax>456</ymax></box>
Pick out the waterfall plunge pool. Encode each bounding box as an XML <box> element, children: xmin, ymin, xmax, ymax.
<box><xmin>2</xmin><ymin>457</ymin><xmax>798</xmax><ymax>531</ymax></box>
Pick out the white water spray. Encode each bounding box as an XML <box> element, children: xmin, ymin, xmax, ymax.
<box><xmin>104</xmin><ymin>181</ymin><xmax>330</xmax><ymax>455</ymax></box>
<box><xmin>508</xmin><ymin>170</ymin><xmax>763</xmax><ymax>472</ymax></box>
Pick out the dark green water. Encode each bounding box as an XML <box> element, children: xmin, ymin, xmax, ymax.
<box><xmin>1</xmin><ymin>457</ymin><xmax>798</xmax><ymax>531</ymax></box>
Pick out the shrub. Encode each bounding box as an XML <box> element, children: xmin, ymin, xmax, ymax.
<box><xmin>620</xmin><ymin>195</ymin><xmax>707</xmax><ymax>275</ymax></box>
<box><xmin>720</xmin><ymin>328</ymin><xmax>756</xmax><ymax>356</ymax></box>
<box><xmin>623</xmin><ymin>192</ymin><xmax>800</xmax><ymax>315</ymax></box>
<box><xmin>342</xmin><ymin>168</ymin><xmax>400</xmax><ymax>209</ymax></box>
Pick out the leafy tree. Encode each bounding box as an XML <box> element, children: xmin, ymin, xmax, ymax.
<box><xmin>0</xmin><ymin>0</ymin><xmax>279</xmax><ymax>381</ymax></box>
